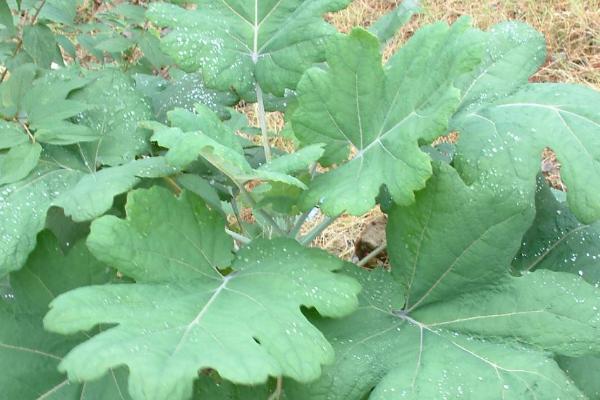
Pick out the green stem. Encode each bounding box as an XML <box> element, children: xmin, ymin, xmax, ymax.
<box><xmin>225</xmin><ymin>228</ymin><xmax>251</xmax><ymax>245</ymax></box>
<box><xmin>255</xmin><ymin>83</ymin><xmax>272</xmax><ymax>162</ymax></box>
<box><xmin>288</xmin><ymin>164</ymin><xmax>321</xmax><ymax>238</ymax></box>
<box><xmin>357</xmin><ymin>243</ymin><xmax>387</xmax><ymax>267</ymax></box>
<box><xmin>299</xmin><ymin>214</ymin><xmax>341</xmax><ymax>245</ymax></box>
<box><xmin>162</xmin><ymin>176</ymin><xmax>182</xmax><ymax>195</ymax></box>
<box><xmin>240</xmin><ymin>187</ymin><xmax>286</xmax><ymax>237</ymax></box>
<box><xmin>288</xmin><ymin>208</ymin><xmax>315</xmax><ymax>239</ymax></box>
<box><xmin>229</xmin><ymin>188</ymin><xmax>248</xmax><ymax>236</ymax></box>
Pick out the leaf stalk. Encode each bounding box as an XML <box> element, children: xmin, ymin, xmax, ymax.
<box><xmin>239</xmin><ymin>187</ymin><xmax>286</xmax><ymax>237</ymax></box>
<box><xmin>255</xmin><ymin>83</ymin><xmax>272</xmax><ymax>162</ymax></box>
<box><xmin>299</xmin><ymin>214</ymin><xmax>341</xmax><ymax>245</ymax></box>
<box><xmin>224</xmin><ymin>228</ymin><xmax>252</xmax><ymax>245</ymax></box>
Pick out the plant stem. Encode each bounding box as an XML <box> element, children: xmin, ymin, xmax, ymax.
<box><xmin>299</xmin><ymin>214</ymin><xmax>340</xmax><ymax>245</ymax></box>
<box><xmin>19</xmin><ymin>121</ymin><xmax>35</xmax><ymax>143</ymax></box>
<box><xmin>31</xmin><ymin>0</ymin><xmax>49</xmax><ymax>22</ymax></box>
<box><xmin>288</xmin><ymin>208</ymin><xmax>315</xmax><ymax>239</ymax></box>
<box><xmin>229</xmin><ymin>190</ymin><xmax>248</xmax><ymax>236</ymax></box>
<box><xmin>225</xmin><ymin>228</ymin><xmax>251</xmax><ymax>245</ymax></box>
<box><xmin>268</xmin><ymin>376</ymin><xmax>283</xmax><ymax>400</ymax></box>
<box><xmin>310</xmin><ymin>163</ymin><xmax>319</xmax><ymax>179</ymax></box>
<box><xmin>255</xmin><ymin>83</ymin><xmax>272</xmax><ymax>162</ymax></box>
<box><xmin>357</xmin><ymin>243</ymin><xmax>387</xmax><ymax>267</ymax></box>
<box><xmin>162</xmin><ymin>176</ymin><xmax>182</xmax><ymax>195</ymax></box>
<box><xmin>239</xmin><ymin>187</ymin><xmax>286</xmax><ymax>237</ymax></box>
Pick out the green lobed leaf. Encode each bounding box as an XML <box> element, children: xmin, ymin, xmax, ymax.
<box><xmin>452</xmin><ymin>21</ymin><xmax>547</xmax><ymax>119</ymax></box>
<box><xmin>387</xmin><ymin>167</ymin><xmax>531</xmax><ymax>310</ymax></box>
<box><xmin>0</xmin><ymin>162</ymin><xmax>83</xmax><ymax>277</ymax></box>
<box><xmin>146</xmin><ymin>0</ymin><xmax>351</xmax><ymax>100</ymax></box>
<box><xmin>513</xmin><ymin>178</ymin><xmax>600</xmax><ymax>398</ymax></box>
<box><xmin>135</xmin><ymin>73</ymin><xmax>238</xmax><ymax>124</ymax></box>
<box><xmin>44</xmin><ymin>187</ymin><xmax>361</xmax><ymax>400</ymax></box>
<box><xmin>71</xmin><ymin>69</ymin><xmax>153</xmax><ymax>166</ymax></box>
<box><xmin>287</xmin><ymin>164</ymin><xmax>600</xmax><ymax>399</ymax></box>
<box><xmin>34</xmin><ymin>122</ymin><xmax>100</xmax><ymax>145</ymax></box>
<box><xmin>0</xmin><ymin>231</ymin><xmax>131</xmax><ymax>399</ymax></box>
<box><xmin>53</xmin><ymin>157</ymin><xmax>178</xmax><ymax>222</ymax></box>
<box><xmin>448</xmin><ymin>21</ymin><xmax>600</xmax><ymax>224</ymax></box>
<box><xmin>0</xmin><ymin>145</ymin><xmax>176</xmax><ymax>276</ymax></box>
<box><xmin>292</xmin><ymin>21</ymin><xmax>484</xmax><ymax>215</ymax></box>
<box><xmin>514</xmin><ymin>179</ymin><xmax>600</xmax><ymax>285</ymax></box>
<box><xmin>454</xmin><ymin>83</ymin><xmax>600</xmax><ymax>224</ymax></box>
<box><xmin>252</xmin><ymin>180</ymin><xmax>305</xmax><ymax>215</ymax></box>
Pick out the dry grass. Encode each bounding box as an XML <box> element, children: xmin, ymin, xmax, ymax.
<box><xmin>302</xmin><ymin>208</ymin><xmax>386</xmax><ymax>261</ymax></box>
<box><xmin>301</xmin><ymin>0</ymin><xmax>599</xmax><ymax>259</ymax></box>
<box><xmin>329</xmin><ymin>0</ymin><xmax>600</xmax><ymax>88</ymax></box>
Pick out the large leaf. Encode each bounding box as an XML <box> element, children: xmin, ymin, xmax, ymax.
<box><xmin>0</xmin><ymin>231</ymin><xmax>131</xmax><ymax>399</ymax></box>
<box><xmin>514</xmin><ymin>179</ymin><xmax>600</xmax><ymax>285</ymax></box>
<box><xmin>292</xmin><ymin>21</ymin><xmax>484</xmax><ymax>215</ymax></box>
<box><xmin>134</xmin><ymin>72</ymin><xmax>239</xmax><ymax>124</ymax></box>
<box><xmin>0</xmin><ymin>149</ymin><xmax>175</xmax><ymax>276</ymax></box>
<box><xmin>44</xmin><ymin>187</ymin><xmax>361</xmax><ymax>400</ymax></box>
<box><xmin>453</xmin><ymin>21</ymin><xmax>547</xmax><ymax>119</ymax></box>
<box><xmin>0</xmin><ymin>161</ymin><xmax>83</xmax><ymax>277</ymax></box>
<box><xmin>53</xmin><ymin>156</ymin><xmax>178</xmax><ymax>222</ymax></box>
<box><xmin>0</xmin><ymin>67</ymin><xmax>168</xmax><ymax>276</ymax></box>
<box><xmin>448</xmin><ymin>22</ymin><xmax>600</xmax><ymax>224</ymax></box>
<box><xmin>455</xmin><ymin>83</ymin><xmax>600</xmax><ymax>224</ymax></box>
<box><xmin>514</xmin><ymin>179</ymin><xmax>600</xmax><ymax>398</ymax></box>
<box><xmin>71</xmin><ymin>69</ymin><xmax>153</xmax><ymax>166</ymax></box>
<box><xmin>287</xmin><ymin>164</ymin><xmax>600</xmax><ymax>399</ymax></box>
<box><xmin>147</xmin><ymin>0</ymin><xmax>350</xmax><ymax>100</ymax></box>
